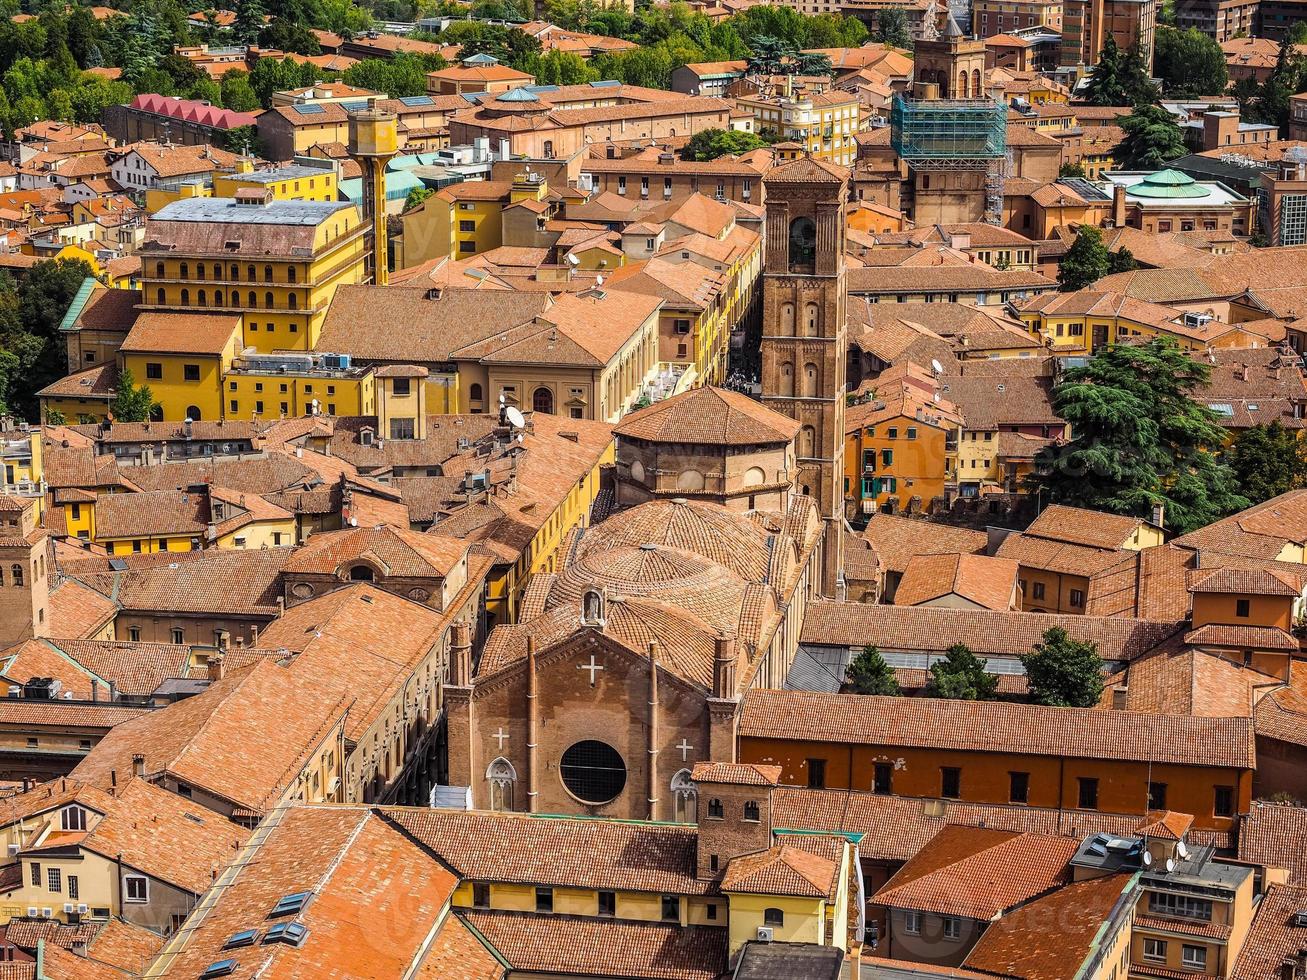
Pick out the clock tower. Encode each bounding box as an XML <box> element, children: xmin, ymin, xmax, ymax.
<box><xmin>758</xmin><ymin>155</ymin><xmax>848</xmax><ymax>597</ymax></box>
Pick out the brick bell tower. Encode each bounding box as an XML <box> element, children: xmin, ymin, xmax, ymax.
<box><xmin>759</xmin><ymin>156</ymin><xmax>848</xmax><ymax>597</ymax></box>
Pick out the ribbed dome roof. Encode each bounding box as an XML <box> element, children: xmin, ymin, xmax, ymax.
<box><xmin>581</xmin><ymin>499</ymin><xmax>773</xmax><ymax>582</ymax></box>
<box><xmin>496</xmin><ymin>86</ymin><xmax>541</xmax><ymax>102</ymax></box>
<box><xmin>1128</xmin><ymin>169</ymin><xmax>1208</xmax><ymax>199</ymax></box>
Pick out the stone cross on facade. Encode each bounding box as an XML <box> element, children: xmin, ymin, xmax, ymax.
<box><xmin>676</xmin><ymin>738</ymin><xmax>694</xmax><ymax>762</ymax></box>
<box><xmin>492</xmin><ymin>727</ymin><xmax>510</xmax><ymax>749</ymax></box>
<box><xmin>579</xmin><ymin>653</ymin><xmax>604</xmax><ymax>686</ymax></box>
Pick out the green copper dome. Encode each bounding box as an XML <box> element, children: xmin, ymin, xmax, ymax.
<box><xmin>1127</xmin><ymin>169</ymin><xmax>1208</xmax><ymax>199</ymax></box>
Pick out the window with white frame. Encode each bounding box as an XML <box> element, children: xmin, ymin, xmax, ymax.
<box><xmin>1182</xmin><ymin>946</ymin><xmax>1207</xmax><ymax>970</ymax></box>
<box><xmin>942</xmin><ymin>916</ymin><xmax>961</xmax><ymax>939</ymax></box>
<box><xmin>904</xmin><ymin>911</ymin><xmax>921</xmax><ymax>935</ymax></box>
<box><xmin>61</xmin><ymin>806</ymin><xmax>86</xmax><ymax>832</ymax></box>
<box><xmin>124</xmin><ymin>875</ymin><xmax>149</xmax><ymax>903</ymax></box>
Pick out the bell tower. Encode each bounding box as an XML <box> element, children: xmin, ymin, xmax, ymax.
<box><xmin>759</xmin><ymin>156</ymin><xmax>848</xmax><ymax>597</ymax></box>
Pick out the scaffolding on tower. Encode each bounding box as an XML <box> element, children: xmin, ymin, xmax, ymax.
<box><xmin>890</xmin><ymin>95</ymin><xmax>1009</xmax><ymax>224</ymax></box>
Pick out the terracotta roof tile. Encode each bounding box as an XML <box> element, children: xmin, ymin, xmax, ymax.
<box><xmin>740</xmin><ymin>689</ymin><xmax>1254</xmax><ymax>768</ymax></box>
<box><xmin>690</xmin><ymin>762</ymin><xmax>781</xmax><ymax>786</ymax></box>
<box><xmin>1232</xmin><ymin>883</ymin><xmax>1307</xmax><ymax>980</ymax></box>
<box><xmin>1238</xmin><ymin>802</ymin><xmax>1307</xmax><ymax>884</ymax></box>
<box><xmin>861</xmin><ymin>515</ymin><xmax>988</xmax><ymax>575</ymax></box>
<box><xmin>385</xmin><ymin>807</ymin><xmax>714</xmax><ymax>895</ymax></box>
<box><xmin>964</xmin><ymin>874</ymin><xmax>1136</xmax><ymax>980</ymax></box>
<box><xmin>875</xmin><ymin>825</ymin><xmax>1078</xmax><ymax>919</ymax></box>
<box><xmin>68</xmin><ymin>547</ymin><xmax>291</xmax><ymax>617</ymax></box>
<box><xmin>460</xmin><ymin>909</ymin><xmax>724</xmax><ymax>980</ymax></box>
<box><xmin>615</xmin><ymin>386</ymin><xmax>799</xmax><ymax>445</ymax></box>
<box><xmin>147</xmin><ymin>806</ymin><xmax>462</xmax><ymax>979</ymax></box>
<box><xmin>800</xmin><ymin>600</ymin><xmax>1180</xmax><ymax>661</ymax></box>
<box><xmin>893</xmin><ymin>553</ymin><xmax>1018</xmax><ymax>610</ymax></box>
<box><xmin>1024</xmin><ymin>504</ymin><xmax>1152</xmax><ymax>549</ymax></box>
<box><xmin>117</xmin><ymin>311</ymin><xmax>240</xmax><ymax>356</ymax></box>
<box><xmin>721</xmin><ymin>843</ymin><xmax>837</xmax><ymax>899</ymax></box>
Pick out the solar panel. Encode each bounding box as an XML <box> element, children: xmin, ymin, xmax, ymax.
<box><xmin>293</xmin><ymin>104</ymin><xmax>324</xmax><ymax>115</ymax></box>
<box><xmin>340</xmin><ymin>101</ymin><xmax>370</xmax><ymax>111</ymax></box>
<box><xmin>1059</xmin><ymin>176</ymin><xmax>1112</xmax><ymax>202</ymax></box>
<box><xmin>590</xmin><ymin>79</ymin><xmax>621</xmax><ymax>87</ymax></box>
<box><xmin>399</xmin><ymin>95</ymin><xmax>434</xmax><ymax>106</ymax></box>
<box><xmin>108</xmin><ymin>558</ymin><xmax>128</xmax><ymax>571</ymax></box>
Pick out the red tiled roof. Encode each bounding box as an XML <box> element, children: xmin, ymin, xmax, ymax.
<box><xmin>740</xmin><ymin>689</ymin><xmax>1255</xmax><ymax>768</ymax></box>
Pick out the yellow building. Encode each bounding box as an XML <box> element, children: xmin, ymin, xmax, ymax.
<box><xmin>87</xmin><ymin>484</ymin><xmax>296</xmax><ymax>555</ymax></box>
<box><xmin>212</xmin><ymin>163</ymin><xmax>340</xmax><ymax>203</ymax></box>
<box><xmin>117</xmin><ymin>311</ymin><xmax>242</xmax><ymax>422</ymax></box>
<box><xmin>138</xmin><ymin>194</ymin><xmax>367</xmax><ymax>355</ymax></box>
<box><xmin>400</xmin><ymin>171</ymin><xmax>549</xmax><ymax>267</ymax></box>
<box><xmin>225</xmin><ymin>350</ymin><xmax>376</xmax><ymax>420</ymax></box>
<box><xmin>735</xmin><ymin>90</ymin><xmax>858</xmax><ymax>167</ymax></box>
<box><xmin>1016</xmin><ymin>290</ymin><xmax>1278</xmax><ymax>356</ymax></box>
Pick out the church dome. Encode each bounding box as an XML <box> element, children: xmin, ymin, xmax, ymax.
<box><xmin>581</xmin><ymin>498</ymin><xmax>774</xmax><ymax>582</ymax></box>
<box><xmin>1127</xmin><ymin>169</ymin><xmax>1208</xmax><ymax>199</ymax></box>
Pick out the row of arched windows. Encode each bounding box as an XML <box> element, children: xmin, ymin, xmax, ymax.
<box><xmin>778</xmin><ymin>302</ymin><xmax>822</xmax><ymax>337</ymax></box>
<box><xmin>155</xmin><ymin>289</ymin><xmax>297</xmax><ymax>311</ymax></box>
<box><xmin>776</xmin><ymin>362</ymin><xmax>821</xmax><ymax>398</ymax></box>
<box><xmin>155</xmin><ymin>262</ymin><xmax>295</xmax><ymax>284</ymax></box>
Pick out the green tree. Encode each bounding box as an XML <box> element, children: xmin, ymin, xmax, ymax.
<box><xmin>1291</xmin><ymin>20</ymin><xmax>1307</xmax><ymax>44</ymax></box>
<box><xmin>925</xmin><ymin>644</ymin><xmax>998</xmax><ymax>701</ymax></box>
<box><xmin>873</xmin><ymin>7</ymin><xmax>910</xmax><ymax>48</ymax></box>
<box><xmin>1108</xmin><ymin>246</ymin><xmax>1137</xmax><ymax>274</ymax></box>
<box><xmin>404</xmin><ymin>185</ymin><xmax>434</xmax><ymax>211</ymax></box>
<box><xmin>1081</xmin><ymin>36</ymin><xmax>1158</xmax><ymax>106</ymax></box>
<box><xmin>681</xmin><ymin>127</ymin><xmax>769</xmax><ymax>161</ymax></box>
<box><xmin>1059</xmin><ymin>161</ymin><xmax>1087</xmax><ymax>178</ymax></box>
<box><xmin>1153</xmin><ymin>26</ymin><xmax>1228</xmax><ymax>97</ymax></box>
<box><xmin>234</xmin><ymin>0</ymin><xmax>266</xmax><ymax>46</ymax></box>
<box><xmin>845</xmin><ymin>644</ymin><xmax>901</xmax><ymax>696</ymax></box>
<box><xmin>528</xmin><ymin>49</ymin><xmax>599</xmax><ymax>85</ymax></box>
<box><xmin>1026</xmin><ymin>338</ymin><xmax>1249</xmax><ymax>534</ymax></box>
<box><xmin>1117</xmin><ymin>103</ymin><xmax>1187</xmax><ymax>169</ymax></box>
<box><xmin>220</xmin><ymin>70</ymin><xmax>260</xmax><ymax>112</ymax></box>
<box><xmin>260</xmin><ymin>18</ymin><xmax>322</xmax><ymax>55</ymax></box>
<box><xmin>110</xmin><ymin>367</ymin><xmax>159</xmax><ymax>423</ymax></box>
<box><xmin>745</xmin><ymin>34</ymin><xmax>790</xmax><ymax>75</ymax></box>
<box><xmin>0</xmin><ymin>260</ymin><xmax>93</xmax><ymax>419</ymax></box>
<box><xmin>1022</xmin><ymin>627</ymin><xmax>1105</xmax><ymax>708</ymax></box>
<box><xmin>1247</xmin><ymin>39</ymin><xmax>1307</xmax><ymax>134</ymax></box>
<box><xmin>1224</xmin><ymin>421</ymin><xmax>1307</xmax><ymax>504</ymax></box>
<box><xmin>1058</xmin><ymin>225</ymin><xmax>1110</xmax><ymax>291</ymax></box>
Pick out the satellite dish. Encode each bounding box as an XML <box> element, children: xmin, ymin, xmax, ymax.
<box><xmin>1143</xmin><ymin>850</ymin><xmax>1153</xmax><ymax>867</ymax></box>
<box><xmin>566</xmin><ymin>254</ymin><xmax>580</xmax><ymax>266</ymax></box>
<box><xmin>1177</xmin><ymin>841</ymin><xmax>1189</xmax><ymax>860</ymax></box>
<box><xmin>931</xmin><ymin>358</ymin><xmax>944</xmax><ymax>376</ymax></box>
<box><xmin>505</xmin><ymin>406</ymin><xmax>526</xmax><ymax>429</ymax></box>
<box><xmin>1165</xmin><ymin>858</ymin><xmax>1176</xmax><ymax>873</ymax></box>
<box><xmin>933</xmin><ymin>391</ymin><xmax>940</xmax><ymax>403</ymax></box>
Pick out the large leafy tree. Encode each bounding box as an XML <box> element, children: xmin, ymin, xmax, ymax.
<box><xmin>0</xmin><ymin>259</ymin><xmax>94</xmax><ymax>420</ymax></box>
<box><xmin>1153</xmin><ymin>26</ymin><xmax>1228</xmax><ymax>97</ymax></box>
<box><xmin>1081</xmin><ymin>36</ymin><xmax>1158</xmax><ymax>106</ymax></box>
<box><xmin>846</xmin><ymin>644</ymin><xmax>901</xmax><ymax>696</ymax></box>
<box><xmin>873</xmin><ymin>8</ymin><xmax>911</xmax><ymax>49</ymax></box>
<box><xmin>1026</xmin><ymin>338</ymin><xmax>1249</xmax><ymax>534</ymax></box>
<box><xmin>1058</xmin><ymin>226</ymin><xmax>1110</xmax><ymax>291</ymax></box>
<box><xmin>1224</xmin><ymin>421</ymin><xmax>1307</xmax><ymax>505</ymax></box>
<box><xmin>1243</xmin><ymin>40</ymin><xmax>1307</xmax><ymax>134</ymax></box>
<box><xmin>1117</xmin><ymin>104</ymin><xmax>1187</xmax><ymax>170</ymax></box>
<box><xmin>925</xmin><ymin>644</ymin><xmax>998</xmax><ymax>701</ymax></box>
<box><xmin>681</xmin><ymin>127</ymin><xmax>770</xmax><ymax>161</ymax></box>
<box><xmin>1022</xmin><ymin>627</ymin><xmax>1105</xmax><ymax>708</ymax></box>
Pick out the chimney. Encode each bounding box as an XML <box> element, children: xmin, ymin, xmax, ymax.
<box><xmin>1151</xmin><ymin>504</ymin><xmax>1165</xmax><ymax>529</ymax></box>
<box><xmin>713</xmin><ymin>634</ymin><xmax>737</xmax><ymax>699</ymax></box>
<box><xmin>131</xmin><ymin>754</ymin><xmax>145</xmax><ymax>778</ymax></box>
<box><xmin>1238</xmin><ymin>364</ymin><xmax>1250</xmax><ymax>382</ymax></box>
<box><xmin>1112</xmin><ymin>183</ymin><xmax>1127</xmax><ymax>228</ymax></box>
<box><xmin>1111</xmin><ymin>686</ymin><xmax>1129</xmax><ymax>710</ymax></box>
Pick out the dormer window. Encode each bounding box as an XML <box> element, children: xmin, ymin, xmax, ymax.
<box><xmin>360</xmin><ymin>427</ymin><xmax>374</xmax><ymax>447</ymax></box>
<box><xmin>61</xmin><ymin>806</ymin><xmax>86</xmax><ymax>831</ymax></box>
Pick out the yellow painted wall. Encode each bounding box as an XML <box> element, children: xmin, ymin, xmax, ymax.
<box><xmin>213</xmin><ymin>170</ymin><xmax>338</xmax><ymax>203</ymax></box>
<box><xmin>216</xmin><ymin>518</ymin><xmax>296</xmax><ymax>550</ymax></box>
<box><xmin>120</xmin><ymin>341</ymin><xmax>237</xmax><ymax>424</ymax></box>
<box><xmin>727</xmin><ymin>893</ymin><xmax>827</xmax><ymax>953</ymax></box>
<box><xmin>103</xmin><ymin>535</ymin><xmax>197</xmax><ymax>556</ymax></box>
<box><xmin>225</xmin><ymin>371</ymin><xmax>375</xmax><ymax>420</ymax></box>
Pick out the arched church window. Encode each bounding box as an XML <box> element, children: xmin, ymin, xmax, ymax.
<box><xmin>973</xmin><ymin>69</ymin><xmax>982</xmax><ymax>98</ymax></box>
<box><xmin>743</xmin><ymin>466</ymin><xmax>766</xmax><ymax>487</ymax></box>
<box><xmin>487</xmin><ymin>757</ymin><xmax>516</xmax><ymax>811</ymax></box>
<box><xmin>671</xmin><ymin>769</ymin><xmax>697</xmax><ymax>823</ymax></box>
<box><xmin>779</xmin><ymin>362</ymin><xmax>794</xmax><ymax>397</ymax></box>
<box><xmin>802</xmin><ymin>362</ymin><xmax>819</xmax><ymax>397</ymax></box>
<box><xmin>800</xmin><ymin>425</ymin><xmax>815</xmax><ymax>457</ymax></box>
<box><xmin>581</xmin><ymin>588</ymin><xmax>605</xmax><ymax>626</ymax></box>
<box><xmin>676</xmin><ymin>469</ymin><xmax>705</xmax><ymax>492</ymax></box>
<box><xmin>788</xmin><ymin>216</ymin><xmax>816</xmax><ymax>270</ymax></box>
<box><xmin>781</xmin><ymin>303</ymin><xmax>795</xmax><ymax>335</ymax></box>
<box><xmin>804</xmin><ymin>302</ymin><xmax>820</xmax><ymax>336</ymax></box>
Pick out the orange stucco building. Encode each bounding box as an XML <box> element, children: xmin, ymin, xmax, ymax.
<box><xmin>738</xmin><ymin>690</ymin><xmax>1255</xmax><ymax>833</ymax></box>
